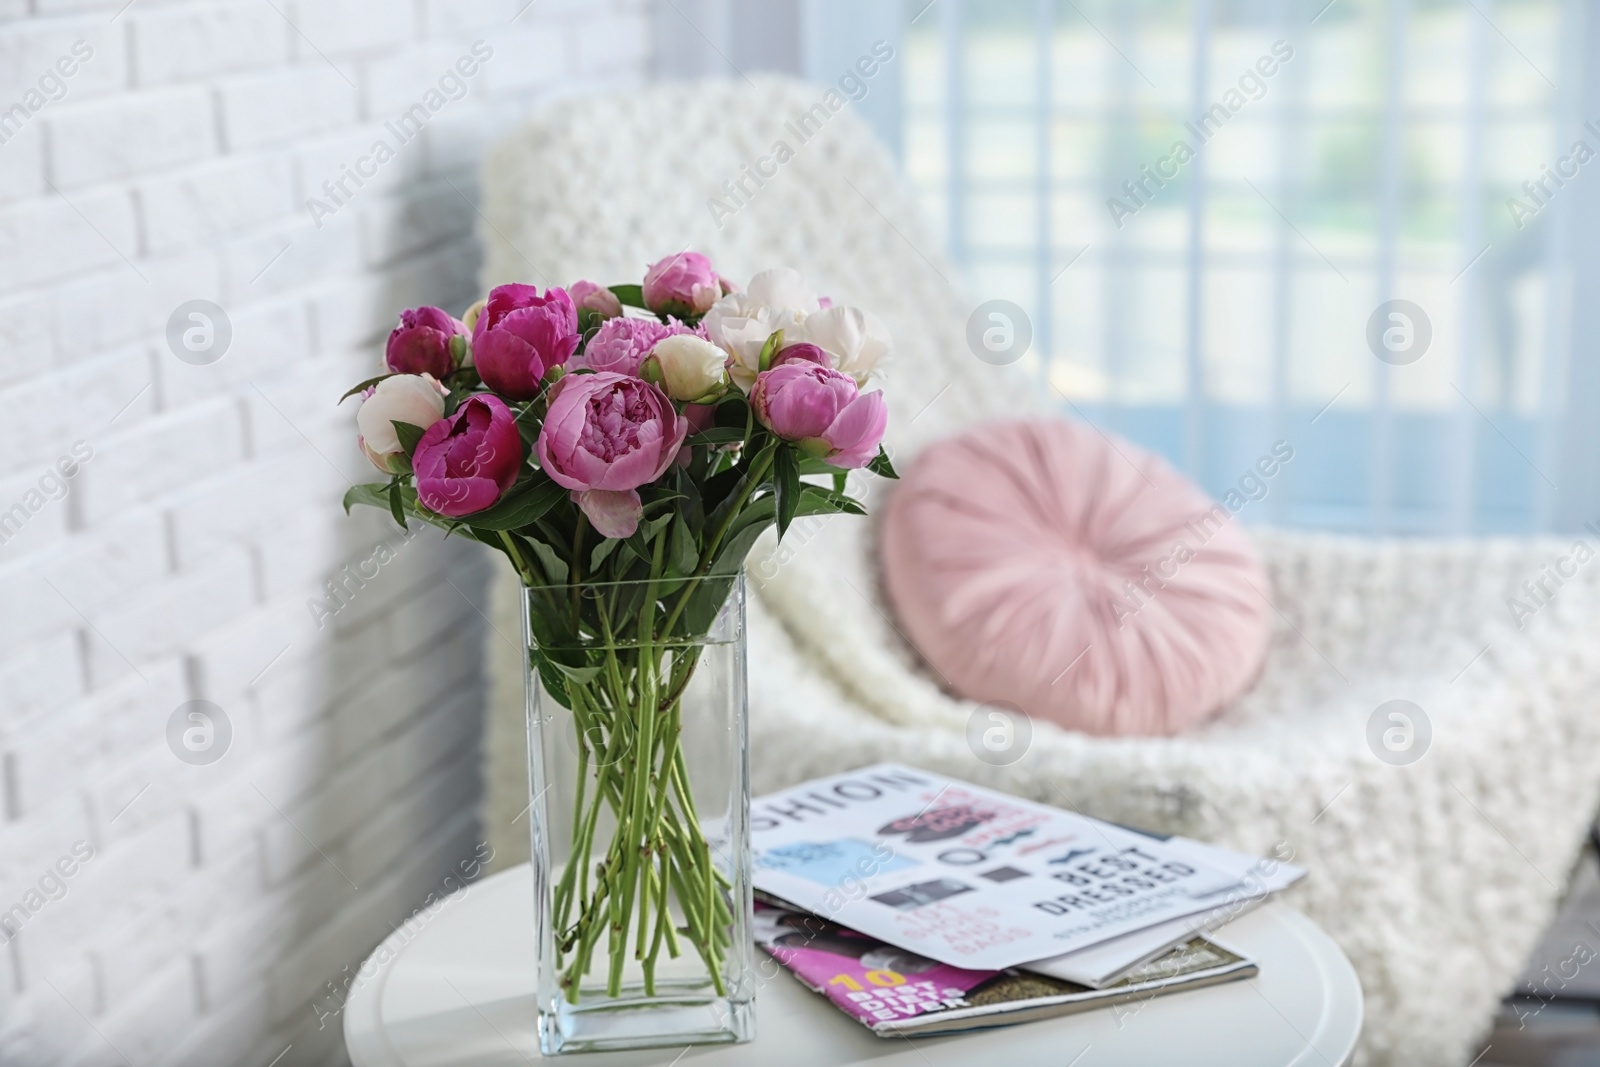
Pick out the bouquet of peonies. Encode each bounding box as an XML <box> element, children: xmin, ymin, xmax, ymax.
<box><xmin>342</xmin><ymin>254</ymin><xmax>892</xmax><ymax>1006</ymax></box>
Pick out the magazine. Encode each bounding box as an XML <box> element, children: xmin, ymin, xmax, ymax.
<box><xmin>1024</xmin><ymin>832</ymin><xmax>1303</xmax><ymax>987</ymax></box>
<box><xmin>751</xmin><ymin>763</ymin><xmax>1302</xmax><ymax>972</ymax></box>
<box><xmin>754</xmin><ymin>902</ymin><xmax>1257</xmax><ymax>1036</ymax></box>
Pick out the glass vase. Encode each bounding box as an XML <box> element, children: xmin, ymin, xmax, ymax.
<box><xmin>522</xmin><ymin>573</ymin><xmax>754</xmax><ymax>1055</ymax></box>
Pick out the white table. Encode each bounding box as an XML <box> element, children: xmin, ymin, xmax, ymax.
<box><xmin>345</xmin><ymin>864</ymin><xmax>1363</xmax><ymax>1066</ymax></box>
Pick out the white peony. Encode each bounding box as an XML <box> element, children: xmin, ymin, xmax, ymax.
<box><xmin>792</xmin><ymin>305</ymin><xmax>892</xmax><ymax>386</ymax></box>
<box><xmin>645</xmin><ymin>334</ymin><xmax>728</xmax><ymax>402</ymax></box>
<box><xmin>742</xmin><ymin>268</ymin><xmax>821</xmax><ymax>316</ymax></box>
<box><xmin>357</xmin><ymin>373</ymin><xmax>447</xmax><ymax>473</ymax></box>
<box><xmin>703</xmin><ymin>268</ymin><xmax>822</xmax><ymax>392</ymax></box>
<box><xmin>704</xmin><ymin>268</ymin><xmax>892</xmax><ymax>391</ymax></box>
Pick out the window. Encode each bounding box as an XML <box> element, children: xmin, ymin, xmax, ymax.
<box><xmin>829</xmin><ymin>0</ymin><xmax>1599</xmax><ymax>533</ymax></box>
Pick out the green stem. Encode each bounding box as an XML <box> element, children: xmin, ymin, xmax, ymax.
<box><xmin>497</xmin><ymin>530</ymin><xmax>536</xmax><ymax>585</ymax></box>
<box><xmin>659</xmin><ymin>444</ymin><xmax>775</xmax><ymax>638</ymax></box>
<box><xmin>549</xmin><ymin>516</ymin><xmax>739</xmax><ymax>1003</ymax></box>
<box><xmin>570</xmin><ymin>513</ymin><xmax>587</xmax><ymax>623</ymax></box>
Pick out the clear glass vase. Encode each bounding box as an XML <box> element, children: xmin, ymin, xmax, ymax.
<box><xmin>522</xmin><ymin>573</ymin><xmax>754</xmax><ymax>1055</ymax></box>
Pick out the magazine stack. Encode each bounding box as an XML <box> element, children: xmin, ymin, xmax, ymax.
<box><xmin>751</xmin><ymin>764</ymin><xmax>1303</xmax><ymax>1035</ymax></box>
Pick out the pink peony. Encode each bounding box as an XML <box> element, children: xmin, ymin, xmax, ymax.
<box><xmin>472</xmin><ymin>284</ymin><xmax>580</xmax><ymax>400</ymax></box>
<box><xmin>386</xmin><ymin>306</ymin><xmax>467</xmax><ymax>378</ymax></box>
<box><xmin>571</xmin><ymin>316</ymin><xmax>699</xmax><ymax>376</ymax></box>
<box><xmin>642</xmin><ymin>252</ymin><xmax>721</xmax><ymax>317</ymax></box>
<box><xmin>751</xmin><ymin>363</ymin><xmax>887</xmax><ymax>469</ymax></box>
<box><xmin>536</xmin><ymin>372</ymin><xmax>689</xmax><ymax>538</ymax></box>
<box><xmin>569</xmin><ymin>280</ymin><xmax>622</xmax><ymax>319</ymax></box>
<box><xmin>413</xmin><ymin>395</ymin><xmax>523</xmax><ymax>516</ymax></box>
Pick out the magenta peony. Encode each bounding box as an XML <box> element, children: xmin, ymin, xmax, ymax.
<box><xmin>536</xmin><ymin>372</ymin><xmax>688</xmax><ymax>537</ymax></box>
<box><xmin>472</xmin><ymin>284</ymin><xmax>580</xmax><ymax>400</ymax></box>
<box><xmin>642</xmin><ymin>252</ymin><xmax>721</xmax><ymax>317</ymax></box>
<box><xmin>386</xmin><ymin>306</ymin><xmax>467</xmax><ymax>378</ymax></box>
<box><xmin>751</xmin><ymin>363</ymin><xmax>887</xmax><ymax>469</ymax></box>
<box><xmin>768</xmin><ymin>342</ymin><xmax>830</xmax><ymax>370</ymax></box>
<box><xmin>571</xmin><ymin>316</ymin><xmax>697</xmax><ymax>377</ymax></box>
<box><xmin>413</xmin><ymin>395</ymin><xmax>522</xmax><ymax>516</ymax></box>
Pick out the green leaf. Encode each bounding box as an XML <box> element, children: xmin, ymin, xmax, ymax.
<box><xmin>449</xmin><ymin>524</ymin><xmax>510</xmax><ymax>550</ymax></box>
<box><xmin>758</xmin><ymin>329</ymin><xmax>785</xmax><ymax>372</ymax></box>
<box><xmin>387</xmin><ymin>480</ymin><xmax>406</xmax><ymax>528</ymax></box>
<box><xmin>391</xmin><ymin>420</ymin><xmax>427</xmax><ymax>457</ymax></box>
<box><xmin>701</xmin><ymin>459</ymin><xmax>751</xmax><ymax>521</ymax></box>
<box><xmin>810</xmin><ymin>490</ymin><xmax>866</xmax><ymax>516</ymax></box>
<box><xmin>720</xmin><ymin>483</ymin><xmax>864</xmax><ymax>550</ymax></box>
<box><xmin>511</xmin><ymin>402</ymin><xmax>542</xmax><ymax>451</ymax></box>
<box><xmin>530</xmin><ymin>652</ymin><xmax>575</xmax><ymax>710</ymax></box>
<box><xmin>793</xmin><ymin>456</ymin><xmax>837</xmax><ymax>477</ymax></box>
<box><xmin>343</xmin><ymin>483</ymin><xmax>391</xmax><ymax>515</ymax></box>
<box><xmin>773</xmin><ymin>445</ymin><xmax>801</xmax><ymax>541</ymax></box>
<box><xmin>589</xmin><ymin>537</ymin><xmax>620</xmax><ymax>572</ymax></box>
<box><xmin>343</xmin><ymin>481</ymin><xmax>436</xmax><ymax>532</ymax></box>
<box><xmin>524</xmin><ymin>534</ymin><xmax>569</xmax><ymax>584</ymax></box>
<box><xmin>705</xmin><ymin>440</ymin><xmax>777</xmax><ymax>533</ymax></box>
<box><xmin>609</xmin><ymin>283</ymin><xmax>645</xmax><ymax>308</ymax></box>
<box><xmin>622</xmin><ymin>511</ymin><xmax>671</xmax><ymax>566</ymax></box>
<box><xmin>868</xmin><ymin>446</ymin><xmax>899</xmax><ymax>480</ymax></box>
<box><xmin>640</xmin><ymin>493</ymin><xmax>685</xmax><ymax>518</ymax></box>
<box><xmin>707</xmin><ymin>522</ymin><xmax>770</xmax><ymax>580</ymax></box>
<box><xmin>687</xmin><ymin>426</ymin><xmax>747</xmax><ymax>446</ymax></box>
<box><xmin>667</xmin><ymin>514</ymin><xmax>697</xmax><ymax>578</ymax></box>
<box><xmin>833</xmin><ymin>469</ymin><xmax>847</xmax><ymax>494</ymax></box>
<box><xmin>677</xmin><ymin>469</ymin><xmax>705</xmax><ymax>537</ymax></box>
<box><xmin>339</xmin><ymin>373</ymin><xmax>392</xmax><ymax>403</ymax></box>
<box><xmin>457</xmin><ymin>475</ymin><xmax>565</xmax><ymax>531</ymax></box>
<box><xmin>802</xmin><ymin>483</ymin><xmax>866</xmax><ymax>516</ymax></box>
<box><xmin>550</xmin><ymin>660</ymin><xmax>603</xmax><ymax>683</ymax></box>
<box><xmin>675</xmin><ymin>572</ymin><xmax>742</xmax><ymax>638</ymax></box>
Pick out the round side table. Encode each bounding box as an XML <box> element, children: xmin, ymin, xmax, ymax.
<box><xmin>344</xmin><ymin>864</ymin><xmax>1362</xmax><ymax>1067</ymax></box>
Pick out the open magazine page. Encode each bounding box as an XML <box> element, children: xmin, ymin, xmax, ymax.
<box><xmin>751</xmin><ymin>763</ymin><xmax>1259</xmax><ymax>970</ymax></box>
<box><xmin>754</xmin><ymin>902</ymin><xmax>1256</xmax><ymax>1037</ymax></box>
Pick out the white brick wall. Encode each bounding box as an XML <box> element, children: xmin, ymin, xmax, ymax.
<box><xmin>0</xmin><ymin>1</ymin><xmax>651</xmax><ymax>1063</ymax></box>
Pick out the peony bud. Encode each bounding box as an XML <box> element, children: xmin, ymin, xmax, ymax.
<box><xmin>643</xmin><ymin>334</ymin><xmax>728</xmax><ymax>402</ymax></box>
<box><xmin>642</xmin><ymin>252</ymin><xmax>721</xmax><ymax>317</ymax></box>
<box><xmin>769</xmin><ymin>342</ymin><xmax>829</xmax><ymax>370</ymax></box>
<box><xmin>385</xmin><ymin>307</ymin><xmax>468</xmax><ymax>379</ymax></box>
<box><xmin>356</xmin><ymin>374</ymin><xmax>448</xmax><ymax>474</ymax></box>
<box><xmin>569</xmin><ymin>280</ymin><xmax>623</xmax><ymax>319</ymax></box>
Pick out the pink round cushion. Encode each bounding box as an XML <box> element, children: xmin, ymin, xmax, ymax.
<box><xmin>879</xmin><ymin>419</ymin><xmax>1272</xmax><ymax>737</ymax></box>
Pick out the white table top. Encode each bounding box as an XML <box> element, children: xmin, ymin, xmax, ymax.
<box><xmin>345</xmin><ymin>864</ymin><xmax>1362</xmax><ymax>1067</ymax></box>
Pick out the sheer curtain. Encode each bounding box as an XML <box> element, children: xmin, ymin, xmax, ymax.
<box><xmin>786</xmin><ymin>0</ymin><xmax>1600</xmax><ymax>535</ymax></box>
